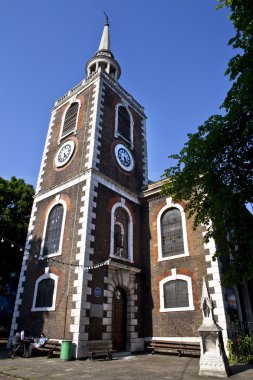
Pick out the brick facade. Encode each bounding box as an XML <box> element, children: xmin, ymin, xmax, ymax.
<box><xmin>10</xmin><ymin>23</ymin><xmax>244</xmax><ymax>358</ymax></box>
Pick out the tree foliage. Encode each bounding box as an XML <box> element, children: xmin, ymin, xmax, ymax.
<box><xmin>162</xmin><ymin>0</ymin><xmax>253</xmax><ymax>285</ymax></box>
<box><xmin>0</xmin><ymin>177</ymin><xmax>34</xmax><ymax>295</ymax></box>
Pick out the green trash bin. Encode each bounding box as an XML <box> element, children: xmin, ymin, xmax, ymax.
<box><xmin>60</xmin><ymin>340</ymin><xmax>72</xmax><ymax>361</ymax></box>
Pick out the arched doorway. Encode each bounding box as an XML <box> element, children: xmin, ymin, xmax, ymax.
<box><xmin>112</xmin><ymin>287</ymin><xmax>127</xmax><ymax>351</ymax></box>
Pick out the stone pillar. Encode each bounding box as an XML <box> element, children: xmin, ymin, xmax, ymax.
<box><xmin>198</xmin><ymin>278</ymin><xmax>230</xmax><ymax>378</ymax></box>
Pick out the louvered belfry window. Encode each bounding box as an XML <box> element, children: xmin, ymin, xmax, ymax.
<box><xmin>35</xmin><ymin>278</ymin><xmax>54</xmax><ymax>308</ymax></box>
<box><xmin>164</xmin><ymin>279</ymin><xmax>189</xmax><ymax>308</ymax></box>
<box><xmin>43</xmin><ymin>205</ymin><xmax>63</xmax><ymax>256</ymax></box>
<box><xmin>62</xmin><ymin>102</ymin><xmax>79</xmax><ymax>138</ymax></box>
<box><xmin>117</xmin><ymin>105</ymin><xmax>131</xmax><ymax>142</ymax></box>
<box><xmin>161</xmin><ymin>208</ymin><xmax>184</xmax><ymax>258</ymax></box>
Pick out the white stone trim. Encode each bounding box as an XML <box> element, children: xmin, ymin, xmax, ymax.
<box><xmin>35</xmin><ymin>169</ymin><xmax>140</xmax><ymax>205</ymax></box>
<box><xmin>114</xmin><ymin>102</ymin><xmax>134</xmax><ymax>148</ymax></box>
<box><xmin>53</xmin><ymin>70</ymin><xmax>145</xmax><ymax>117</ymax></box>
<box><xmin>39</xmin><ymin>196</ymin><xmax>67</xmax><ymax>259</ymax></box>
<box><xmin>54</xmin><ymin>80</ymin><xmax>88</xmax><ymax>110</ymax></box>
<box><xmin>58</xmin><ymin>97</ymin><xmax>81</xmax><ymax>142</ymax></box>
<box><xmin>157</xmin><ymin>198</ymin><xmax>189</xmax><ymax>261</ymax></box>
<box><xmin>70</xmin><ymin>172</ymin><xmax>99</xmax><ymax>357</ymax></box>
<box><xmin>101</xmin><ymin>72</ymin><xmax>145</xmax><ymax>117</ymax></box>
<box><xmin>8</xmin><ymin>200</ymin><xmax>38</xmax><ymax>345</ymax></box>
<box><xmin>35</xmin><ymin>111</ymin><xmax>56</xmax><ymax>194</ymax></box>
<box><xmin>145</xmin><ymin>336</ymin><xmax>200</xmax><ymax>343</ymax></box>
<box><xmin>141</xmin><ymin>118</ymin><xmax>148</xmax><ymax>185</ymax></box>
<box><xmin>159</xmin><ymin>269</ymin><xmax>194</xmax><ymax>312</ymax></box>
<box><xmin>110</xmin><ymin>199</ymin><xmax>133</xmax><ymax>262</ymax></box>
<box><xmin>203</xmin><ymin>224</ymin><xmax>228</xmax><ymax>342</ymax></box>
<box><xmin>31</xmin><ymin>271</ymin><xmax>58</xmax><ymax>312</ymax></box>
<box><xmin>93</xmin><ymin>172</ymin><xmax>140</xmax><ymax>204</ymax></box>
<box><xmin>85</xmin><ymin>77</ymin><xmax>104</xmax><ymax>171</ymax></box>
<box><xmin>104</xmin><ymin>269</ymin><xmax>140</xmax><ymax>351</ymax></box>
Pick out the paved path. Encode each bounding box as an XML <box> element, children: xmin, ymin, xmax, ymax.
<box><xmin>0</xmin><ymin>349</ymin><xmax>253</xmax><ymax>380</ymax></box>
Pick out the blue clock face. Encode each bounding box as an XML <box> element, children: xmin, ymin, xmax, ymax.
<box><xmin>118</xmin><ymin>148</ymin><xmax>131</xmax><ymax>167</ymax></box>
<box><xmin>114</xmin><ymin>144</ymin><xmax>134</xmax><ymax>172</ymax></box>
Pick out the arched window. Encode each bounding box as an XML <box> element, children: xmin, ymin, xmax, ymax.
<box><xmin>43</xmin><ymin>204</ymin><xmax>63</xmax><ymax>257</ymax></box>
<box><xmin>40</xmin><ymin>198</ymin><xmax>67</xmax><ymax>259</ymax></box>
<box><xmin>160</xmin><ymin>271</ymin><xmax>194</xmax><ymax>312</ymax></box>
<box><xmin>35</xmin><ymin>278</ymin><xmax>54</xmax><ymax>308</ymax></box>
<box><xmin>161</xmin><ymin>208</ymin><xmax>184</xmax><ymax>258</ymax></box>
<box><xmin>157</xmin><ymin>199</ymin><xmax>189</xmax><ymax>261</ymax></box>
<box><xmin>164</xmin><ymin>279</ymin><xmax>189</xmax><ymax>308</ymax></box>
<box><xmin>32</xmin><ymin>272</ymin><xmax>58</xmax><ymax>312</ymax></box>
<box><xmin>115</xmin><ymin>104</ymin><xmax>133</xmax><ymax>146</ymax></box>
<box><xmin>114</xmin><ymin>209</ymin><xmax>128</xmax><ymax>259</ymax></box>
<box><xmin>110</xmin><ymin>200</ymin><xmax>133</xmax><ymax>262</ymax></box>
<box><xmin>61</xmin><ymin>102</ymin><xmax>79</xmax><ymax>139</ymax></box>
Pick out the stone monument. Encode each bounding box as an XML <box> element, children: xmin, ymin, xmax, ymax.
<box><xmin>198</xmin><ymin>278</ymin><xmax>230</xmax><ymax>378</ymax></box>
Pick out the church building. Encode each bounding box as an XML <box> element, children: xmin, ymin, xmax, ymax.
<box><xmin>9</xmin><ymin>19</ymin><xmax>252</xmax><ymax>358</ymax></box>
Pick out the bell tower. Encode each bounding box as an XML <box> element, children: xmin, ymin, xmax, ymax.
<box><xmin>11</xmin><ymin>18</ymin><xmax>148</xmax><ymax>358</ymax></box>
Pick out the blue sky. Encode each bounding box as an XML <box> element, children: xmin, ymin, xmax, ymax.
<box><xmin>0</xmin><ymin>0</ymin><xmax>234</xmax><ymax>188</ymax></box>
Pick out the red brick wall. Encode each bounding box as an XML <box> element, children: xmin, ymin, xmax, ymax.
<box><xmin>19</xmin><ymin>183</ymin><xmax>85</xmax><ymax>339</ymax></box>
<box><xmin>141</xmin><ymin>194</ymin><xmax>208</xmax><ymax>338</ymax></box>
<box><xmin>39</xmin><ymin>84</ymin><xmax>95</xmax><ymax>192</ymax></box>
<box><xmin>97</xmin><ymin>84</ymin><xmax>146</xmax><ymax>193</ymax></box>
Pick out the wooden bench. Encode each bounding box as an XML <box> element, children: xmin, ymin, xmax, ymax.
<box><xmin>86</xmin><ymin>341</ymin><xmax>114</xmax><ymax>360</ymax></box>
<box><xmin>147</xmin><ymin>340</ymin><xmax>200</xmax><ymax>357</ymax></box>
<box><xmin>35</xmin><ymin>339</ymin><xmax>61</xmax><ymax>358</ymax></box>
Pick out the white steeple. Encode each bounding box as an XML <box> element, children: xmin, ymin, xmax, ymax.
<box><xmin>98</xmin><ymin>15</ymin><xmax>110</xmax><ymax>51</ymax></box>
<box><xmin>85</xmin><ymin>15</ymin><xmax>121</xmax><ymax>80</ymax></box>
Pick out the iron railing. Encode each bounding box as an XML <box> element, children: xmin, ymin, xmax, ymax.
<box><xmin>229</xmin><ymin>321</ymin><xmax>253</xmax><ymax>339</ymax></box>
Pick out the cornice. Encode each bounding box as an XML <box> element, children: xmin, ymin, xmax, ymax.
<box><xmin>52</xmin><ymin>70</ymin><xmax>146</xmax><ymax>118</ymax></box>
<box><xmin>34</xmin><ymin>168</ymin><xmax>141</xmax><ymax>205</ymax></box>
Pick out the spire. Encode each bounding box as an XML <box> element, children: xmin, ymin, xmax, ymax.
<box><xmin>85</xmin><ymin>14</ymin><xmax>121</xmax><ymax>80</ymax></box>
<box><xmin>98</xmin><ymin>12</ymin><xmax>110</xmax><ymax>51</ymax></box>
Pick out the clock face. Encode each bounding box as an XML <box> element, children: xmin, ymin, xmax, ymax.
<box><xmin>114</xmin><ymin>144</ymin><xmax>134</xmax><ymax>172</ymax></box>
<box><xmin>55</xmin><ymin>140</ymin><xmax>75</xmax><ymax>168</ymax></box>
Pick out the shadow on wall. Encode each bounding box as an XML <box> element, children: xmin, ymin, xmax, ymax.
<box><xmin>141</xmin><ymin>203</ymin><xmax>153</xmax><ymax>338</ymax></box>
<box><xmin>16</xmin><ymin>234</ymin><xmax>74</xmax><ymax>343</ymax></box>
<box><xmin>13</xmin><ymin>235</ymin><xmax>46</xmax><ymax>340</ymax></box>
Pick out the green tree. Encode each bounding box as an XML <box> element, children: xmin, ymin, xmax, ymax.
<box><xmin>162</xmin><ymin>0</ymin><xmax>253</xmax><ymax>285</ymax></box>
<box><xmin>0</xmin><ymin>177</ymin><xmax>34</xmax><ymax>296</ymax></box>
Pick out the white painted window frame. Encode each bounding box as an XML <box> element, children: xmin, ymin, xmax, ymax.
<box><xmin>157</xmin><ymin>197</ymin><xmax>189</xmax><ymax>261</ymax></box>
<box><xmin>39</xmin><ymin>195</ymin><xmax>67</xmax><ymax>259</ymax></box>
<box><xmin>110</xmin><ymin>198</ymin><xmax>133</xmax><ymax>263</ymax></box>
<box><xmin>114</xmin><ymin>102</ymin><xmax>134</xmax><ymax>149</ymax></box>
<box><xmin>114</xmin><ymin>221</ymin><xmax>124</xmax><ymax>257</ymax></box>
<box><xmin>58</xmin><ymin>97</ymin><xmax>81</xmax><ymax>143</ymax></box>
<box><xmin>160</xmin><ymin>268</ymin><xmax>194</xmax><ymax>312</ymax></box>
<box><xmin>32</xmin><ymin>270</ymin><xmax>58</xmax><ymax>312</ymax></box>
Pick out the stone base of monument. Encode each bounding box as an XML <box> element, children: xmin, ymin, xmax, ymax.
<box><xmin>199</xmin><ymin>353</ymin><xmax>230</xmax><ymax>378</ymax></box>
<box><xmin>198</xmin><ymin>325</ymin><xmax>230</xmax><ymax>378</ymax></box>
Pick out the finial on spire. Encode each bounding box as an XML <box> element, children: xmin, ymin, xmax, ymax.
<box><xmin>98</xmin><ymin>14</ymin><xmax>110</xmax><ymax>51</ymax></box>
<box><xmin>104</xmin><ymin>11</ymin><xmax>109</xmax><ymax>26</ymax></box>
<box><xmin>85</xmin><ymin>15</ymin><xmax>121</xmax><ymax>80</ymax></box>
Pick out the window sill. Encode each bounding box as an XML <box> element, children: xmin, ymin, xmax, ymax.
<box><xmin>158</xmin><ymin>252</ymin><xmax>189</xmax><ymax>261</ymax></box>
<box><xmin>160</xmin><ymin>306</ymin><xmax>195</xmax><ymax>312</ymax></box>
<box><xmin>110</xmin><ymin>255</ymin><xmax>133</xmax><ymax>263</ymax></box>
<box><xmin>115</xmin><ymin>132</ymin><xmax>133</xmax><ymax>149</ymax></box>
<box><xmin>39</xmin><ymin>252</ymin><xmax>61</xmax><ymax>260</ymax></box>
<box><xmin>31</xmin><ymin>307</ymin><xmax>55</xmax><ymax>312</ymax></box>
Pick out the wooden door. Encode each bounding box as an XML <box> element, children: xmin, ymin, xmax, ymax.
<box><xmin>112</xmin><ymin>288</ymin><xmax>127</xmax><ymax>351</ymax></box>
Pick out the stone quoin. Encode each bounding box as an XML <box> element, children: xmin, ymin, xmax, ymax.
<box><xmin>9</xmin><ymin>17</ymin><xmax>253</xmax><ymax>360</ymax></box>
